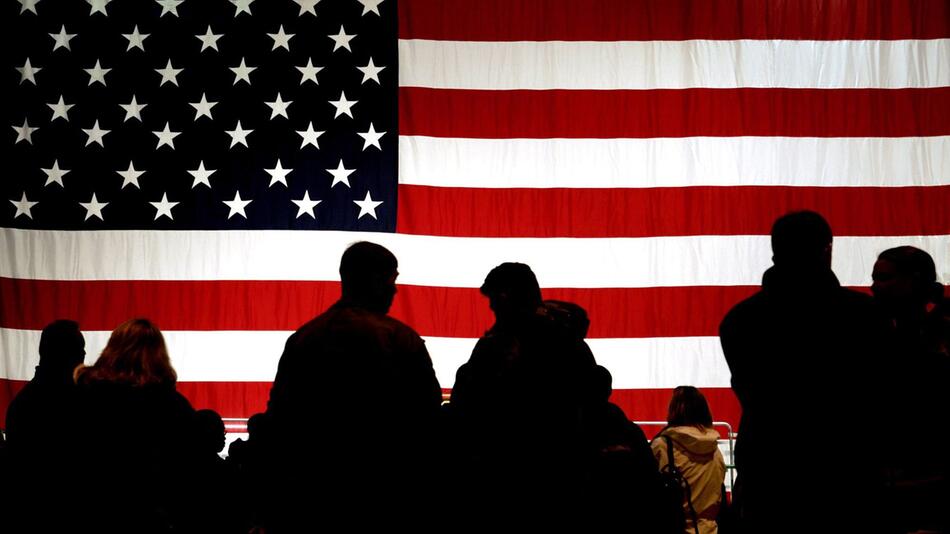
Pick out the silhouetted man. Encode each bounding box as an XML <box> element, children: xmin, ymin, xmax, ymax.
<box><xmin>264</xmin><ymin>242</ymin><xmax>442</xmax><ymax>531</ymax></box>
<box><xmin>872</xmin><ymin>246</ymin><xmax>949</xmax><ymax>532</ymax></box>
<box><xmin>450</xmin><ymin>263</ymin><xmax>596</xmax><ymax>526</ymax></box>
<box><xmin>6</xmin><ymin>320</ymin><xmax>85</xmax><ymax>453</ymax></box>
<box><xmin>719</xmin><ymin>211</ymin><xmax>891</xmax><ymax>532</ymax></box>
<box><xmin>4</xmin><ymin>319</ymin><xmax>85</xmax><ymax>532</ymax></box>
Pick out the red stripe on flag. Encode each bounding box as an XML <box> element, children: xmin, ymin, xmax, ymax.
<box><xmin>0</xmin><ymin>379</ymin><xmax>27</xmax><ymax>429</ymax></box>
<box><xmin>399</xmin><ymin>0</ymin><xmax>950</xmax><ymax>41</ymax></box>
<box><xmin>0</xmin><ymin>278</ymin><xmax>758</xmax><ymax>338</ymax></box>
<box><xmin>397</xmin><ymin>185</ymin><xmax>950</xmax><ymax>238</ymax></box>
<box><xmin>0</xmin><ymin>378</ymin><xmax>742</xmax><ymax>432</ymax></box>
<box><xmin>399</xmin><ymin>88</ymin><xmax>950</xmax><ymax>139</ymax></box>
<box><xmin>176</xmin><ymin>381</ymin><xmax>272</xmax><ymax>420</ymax></box>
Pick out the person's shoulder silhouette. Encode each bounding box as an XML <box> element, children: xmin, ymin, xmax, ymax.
<box><xmin>268</xmin><ymin>241</ymin><xmax>440</xmax><ymax>421</ymax></box>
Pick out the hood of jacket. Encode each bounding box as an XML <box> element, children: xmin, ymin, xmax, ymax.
<box><xmin>662</xmin><ymin>425</ymin><xmax>721</xmax><ymax>455</ymax></box>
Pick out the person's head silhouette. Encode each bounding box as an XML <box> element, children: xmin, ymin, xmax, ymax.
<box><xmin>340</xmin><ymin>241</ymin><xmax>399</xmax><ymax>314</ymax></box>
<box><xmin>872</xmin><ymin>246</ymin><xmax>943</xmax><ymax>317</ymax></box>
<box><xmin>195</xmin><ymin>409</ymin><xmax>227</xmax><ymax>455</ymax></box>
<box><xmin>771</xmin><ymin>210</ymin><xmax>833</xmax><ymax>271</ymax></box>
<box><xmin>480</xmin><ymin>262</ymin><xmax>542</xmax><ymax>327</ymax></box>
<box><xmin>37</xmin><ymin>319</ymin><xmax>85</xmax><ymax>377</ymax></box>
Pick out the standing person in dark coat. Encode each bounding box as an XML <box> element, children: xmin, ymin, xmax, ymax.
<box><xmin>718</xmin><ymin>211</ymin><xmax>892</xmax><ymax>533</ymax></box>
<box><xmin>263</xmin><ymin>241</ymin><xmax>442</xmax><ymax>532</ymax></box>
<box><xmin>581</xmin><ymin>365</ymin><xmax>668</xmax><ymax>532</ymax></box>
<box><xmin>72</xmin><ymin>318</ymin><xmax>200</xmax><ymax>534</ymax></box>
<box><xmin>5</xmin><ymin>319</ymin><xmax>85</xmax><ymax>456</ymax></box>
<box><xmin>4</xmin><ymin>320</ymin><xmax>85</xmax><ymax>533</ymax></box>
<box><xmin>872</xmin><ymin>246</ymin><xmax>949</xmax><ymax>533</ymax></box>
<box><xmin>450</xmin><ymin>263</ymin><xmax>597</xmax><ymax>527</ymax></box>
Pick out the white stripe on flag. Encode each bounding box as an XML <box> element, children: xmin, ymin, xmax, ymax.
<box><xmin>399</xmin><ymin>136</ymin><xmax>950</xmax><ymax>189</ymax></box>
<box><xmin>399</xmin><ymin>39</ymin><xmax>950</xmax><ymax>90</ymax></box>
<box><xmin>0</xmin><ymin>328</ymin><xmax>730</xmax><ymax>389</ymax></box>
<box><xmin>2</xmin><ymin>229</ymin><xmax>947</xmax><ymax>287</ymax></box>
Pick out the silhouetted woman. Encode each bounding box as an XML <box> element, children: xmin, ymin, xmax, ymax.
<box><xmin>651</xmin><ymin>386</ymin><xmax>726</xmax><ymax>534</ymax></box>
<box><xmin>73</xmin><ymin>318</ymin><xmax>198</xmax><ymax>533</ymax></box>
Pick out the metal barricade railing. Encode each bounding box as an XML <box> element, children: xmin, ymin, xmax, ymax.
<box><xmin>635</xmin><ymin>420</ymin><xmax>737</xmax><ymax>489</ymax></box>
<box><xmin>217</xmin><ymin>415</ymin><xmax>739</xmax><ymax>489</ymax></box>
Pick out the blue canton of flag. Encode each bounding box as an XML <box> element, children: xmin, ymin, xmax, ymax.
<box><xmin>3</xmin><ymin>0</ymin><xmax>397</xmax><ymax>231</ymax></box>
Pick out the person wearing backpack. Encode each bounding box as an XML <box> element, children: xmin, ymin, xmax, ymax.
<box><xmin>652</xmin><ymin>386</ymin><xmax>726</xmax><ymax>534</ymax></box>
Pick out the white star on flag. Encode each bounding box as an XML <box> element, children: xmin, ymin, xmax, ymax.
<box><xmin>48</xmin><ymin>96</ymin><xmax>74</xmax><ymax>122</ymax></box>
<box><xmin>294</xmin><ymin>0</ymin><xmax>319</xmax><ymax>16</ymax></box>
<box><xmin>49</xmin><ymin>25</ymin><xmax>76</xmax><ymax>52</ymax></box>
<box><xmin>230</xmin><ymin>0</ymin><xmax>254</xmax><ymax>16</ymax></box>
<box><xmin>120</xmin><ymin>96</ymin><xmax>148</xmax><ymax>122</ymax></box>
<box><xmin>82</xmin><ymin>120</ymin><xmax>109</xmax><ymax>147</ymax></box>
<box><xmin>356</xmin><ymin>0</ymin><xmax>384</xmax><ymax>16</ymax></box>
<box><xmin>357</xmin><ymin>122</ymin><xmax>385</xmax><ymax>150</ymax></box>
<box><xmin>296</xmin><ymin>122</ymin><xmax>324</xmax><ymax>149</ymax></box>
<box><xmin>226</xmin><ymin>121</ymin><xmax>253</xmax><ymax>148</ymax></box>
<box><xmin>188</xmin><ymin>161</ymin><xmax>216</xmax><ymax>188</ymax></box>
<box><xmin>10</xmin><ymin>192</ymin><xmax>38</xmax><ymax>220</ymax></box>
<box><xmin>117</xmin><ymin>162</ymin><xmax>145</xmax><ymax>189</ymax></box>
<box><xmin>230</xmin><ymin>58</ymin><xmax>256</xmax><ymax>85</ymax></box>
<box><xmin>153</xmin><ymin>123</ymin><xmax>181</xmax><ymax>149</ymax></box>
<box><xmin>42</xmin><ymin>160</ymin><xmax>69</xmax><ymax>187</ymax></box>
<box><xmin>156</xmin><ymin>59</ymin><xmax>184</xmax><ymax>86</ymax></box>
<box><xmin>79</xmin><ymin>194</ymin><xmax>108</xmax><ymax>221</ymax></box>
<box><xmin>156</xmin><ymin>0</ymin><xmax>183</xmax><ymax>17</ymax></box>
<box><xmin>296</xmin><ymin>59</ymin><xmax>323</xmax><ymax>85</ymax></box>
<box><xmin>266</xmin><ymin>93</ymin><xmax>293</xmax><ymax>119</ymax></box>
<box><xmin>17</xmin><ymin>58</ymin><xmax>42</xmax><ymax>85</ymax></box>
<box><xmin>87</xmin><ymin>0</ymin><xmax>112</xmax><ymax>16</ymax></box>
<box><xmin>353</xmin><ymin>190</ymin><xmax>383</xmax><ymax>219</ymax></box>
<box><xmin>18</xmin><ymin>0</ymin><xmax>40</xmax><ymax>15</ymax></box>
<box><xmin>84</xmin><ymin>60</ymin><xmax>111</xmax><ymax>86</ymax></box>
<box><xmin>190</xmin><ymin>93</ymin><xmax>218</xmax><ymax>120</ymax></box>
<box><xmin>329</xmin><ymin>91</ymin><xmax>357</xmax><ymax>119</ymax></box>
<box><xmin>12</xmin><ymin>119</ymin><xmax>38</xmax><ymax>144</ymax></box>
<box><xmin>329</xmin><ymin>26</ymin><xmax>356</xmax><ymax>52</ymax></box>
<box><xmin>292</xmin><ymin>191</ymin><xmax>321</xmax><ymax>218</ymax></box>
<box><xmin>123</xmin><ymin>25</ymin><xmax>150</xmax><ymax>51</ymax></box>
<box><xmin>223</xmin><ymin>191</ymin><xmax>252</xmax><ymax>218</ymax></box>
<box><xmin>327</xmin><ymin>159</ymin><xmax>355</xmax><ymax>188</ymax></box>
<box><xmin>265</xmin><ymin>160</ymin><xmax>293</xmax><ymax>187</ymax></box>
<box><xmin>357</xmin><ymin>57</ymin><xmax>385</xmax><ymax>84</ymax></box>
<box><xmin>150</xmin><ymin>193</ymin><xmax>178</xmax><ymax>220</ymax></box>
<box><xmin>196</xmin><ymin>26</ymin><xmax>223</xmax><ymax>52</ymax></box>
<box><xmin>268</xmin><ymin>25</ymin><xmax>294</xmax><ymax>51</ymax></box>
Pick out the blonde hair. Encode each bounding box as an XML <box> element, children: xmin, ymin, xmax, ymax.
<box><xmin>75</xmin><ymin>318</ymin><xmax>177</xmax><ymax>386</ymax></box>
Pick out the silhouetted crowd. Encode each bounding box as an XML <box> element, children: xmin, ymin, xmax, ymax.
<box><xmin>1</xmin><ymin>211</ymin><xmax>947</xmax><ymax>533</ymax></box>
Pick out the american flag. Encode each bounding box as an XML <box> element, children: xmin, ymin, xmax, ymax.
<box><xmin>2</xmin><ymin>0</ymin><xmax>949</xmax><ymax>430</ymax></box>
